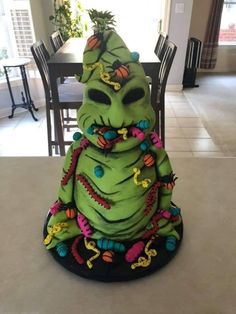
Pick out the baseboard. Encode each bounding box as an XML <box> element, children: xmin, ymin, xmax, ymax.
<box><xmin>166</xmin><ymin>84</ymin><xmax>183</xmax><ymax>92</ymax></box>
<box><xmin>0</xmin><ymin>99</ymin><xmax>45</xmax><ymax>119</ymax></box>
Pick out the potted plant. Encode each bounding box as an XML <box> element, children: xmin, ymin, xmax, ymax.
<box><xmin>49</xmin><ymin>0</ymin><xmax>88</xmax><ymax>41</ymax></box>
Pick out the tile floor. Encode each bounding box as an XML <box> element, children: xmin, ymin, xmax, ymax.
<box><xmin>0</xmin><ymin>73</ymin><xmax>235</xmax><ymax>157</ymax></box>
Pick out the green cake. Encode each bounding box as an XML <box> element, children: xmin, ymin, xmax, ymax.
<box><xmin>43</xmin><ymin>30</ymin><xmax>183</xmax><ymax>281</ymax></box>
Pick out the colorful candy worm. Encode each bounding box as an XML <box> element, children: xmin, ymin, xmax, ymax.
<box><xmin>97</xmin><ymin>135</ymin><xmax>112</xmax><ymax>149</ymax></box>
<box><xmin>150</xmin><ymin>132</ymin><xmax>163</xmax><ymax>149</ymax></box>
<box><xmin>77</xmin><ymin>214</ymin><xmax>92</xmax><ymax>237</ymax></box>
<box><xmin>130</xmin><ymin>127</ymin><xmax>145</xmax><ymax>141</ymax></box>
<box><xmin>71</xmin><ymin>235</ymin><xmax>84</xmax><ymax>264</ymax></box>
<box><xmin>97</xmin><ymin>239</ymin><xmax>125</xmax><ymax>253</ymax></box>
<box><xmin>125</xmin><ymin>241</ymin><xmax>145</xmax><ymax>263</ymax></box>
<box><xmin>117</xmin><ymin>128</ymin><xmax>128</xmax><ymax>140</ymax></box>
<box><xmin>131</xmin><ymin>237</ymin><xmax>157</xmax><ymax>269</ymax></box>
<box><xmin>84</xmin><ymin>238</ymin><xmax>100</xmax><ymax>269</ymax></box>
<box><xmin>61</xmin><ymin>138</ymin><xmax>89</xmax><ymax>186</ymax></box>
<box><xmin>144</xmin><ymin>181</ymin><xmax>161</xmax><ymax>215</ymax></box>
<box><xmin>133</xmin><ymin>168</ymin><xmax>151</xmax><ymax>188</ymax></box>
<box><xmin>56</xmin><ymin>242</ymin><xmax>68</xmax><ymax>257</ymax></box>
<box><xmin>76</xmin><ymin>174</ymin><xmax>111</xmax><ymax>209</ymax></box>
<box><xmin>43</xmin><ymin>222</ymin><xmax>68</xmax><ymax>245</ymax></box>
<box><xmin>142</xmin><ymin>225</ymin><xmax>159</xmax><ymax>239</ymax></box>
<box><xmin>83</xmin><ymin>62</ymin><xmax>121</xmax><ymax>91</ymax></box>
<box><xmin>49</xmin><ymin>200</ymin><xmax>62</xmax><ymax>215</ymax></box>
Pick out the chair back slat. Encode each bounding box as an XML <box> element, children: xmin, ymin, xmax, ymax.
<box><xmin>50</xmin><ymin>31</ymin><xmax>64</xmax><ymax>53</ymax></box>
<box><xmin>158</xmin><ymin>40</ymin><xmax>177</xmax><ymax>100</ymax></box>
<box><xmin>154</xmin><ymin>32</ymin><xmax>168</xmax><ymax>60</ymax></box>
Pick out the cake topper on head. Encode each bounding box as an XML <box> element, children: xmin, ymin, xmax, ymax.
<box><xmin>88</xmin><ymin>9</ymin><xmax>116</xmax><ymax>33</ymax></box>
<box><xmin>43</xmin><ymin>22</ymin><xmax>183</xmax><ymax>281</ymax></box>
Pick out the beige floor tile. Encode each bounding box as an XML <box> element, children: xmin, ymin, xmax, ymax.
<box><xmin>168</xmin><ymin>151</ymin><xmax>193</xmax><ymax>157</ymax></box>
<box><xmin>166</xmin><ymin>92</ymin><xmax>187</xmax><ymax>102</ymax></box>
<box><xmin>165</xmin><ymin>108</ymin><xmax>175</xmax><ymax>117</ymax></box>
<box><xmin>166</xmin><ymin>127</ymin><xmax>185</xmax><ymax>138</ymax></box>
<box><xmin>170</xmin><ymin>102</ymin><xmax>191</xmax><ymax>109</ymax></box>
<box><xmin>165</xmin><ymin>102</ymin><xmax>172</xmax><ymax>109</ymax></box>
<box><xmin>188</xmin><ymin>138</ymin><xmax>221</xmax><ymax>152</ymax></box>
<box><xmin>177</xmin><ymin>117</ymin><xmax>204</xmax><ymax>127</ymax></box>
<box><xmin>165</xmin><ymin>138</ymin><xmax>191</xmax><ymax>152</ymax></box>
<box><xmin>192</xmin><ymin>152</ymin><xmax>225</xmax><ymax>157</ymax></box>
<box><xmin>173</xmin><ymin>108</ymin><xmax>198</xmax><ymax>118</ymax></box>
<box><xmin>181</xmin><ymin>127</ymin><xmax>211</xmax><ymax>138</ymax></box>
<box><xmin>0</xmin><ymin>112</ymin><xmax>26</xmax><ymax>128</ymax></box>
<box><xmin>165</xmin><ymin>117</ymin><xmax>179</xmax><ymax>127</ymax></box>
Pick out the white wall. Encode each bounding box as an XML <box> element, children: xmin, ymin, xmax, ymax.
<box><xmin>29</xmin><ymin>0</ymin><xmax>54</xmax><ymax>52</ymax></box>
<box><xmin>167</xmin><ymin>0</ymin><xmax>193</xmax><ymax>90</ymax></box>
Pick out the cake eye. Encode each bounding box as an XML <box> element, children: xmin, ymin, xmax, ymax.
<box><xmin>122</xmin><ymin>88</ymin><xmax>145</xmax><ymax>105</ymax></box>
<box><xmin>88</xmin><ymin>89</ymin><xmax>111</xmax><ymax>105</ymax></box>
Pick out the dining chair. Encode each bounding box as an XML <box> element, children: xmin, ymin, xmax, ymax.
<box><xmin>146</xmin><ymin>32</ymin><xmax>168</xmax><ymax>101</ymax></box>
<box><xmin>31</xmin><ymin>40</ymin><xmax>84</xmax><ymax>156</ymax></box>
<box><xmin>50</xmin><ymin>30</ymin><xmax>64</xmax><ymax>53</ymax></box>
<box><xmin>154</xmin><ymin>32</ymin><xmax>168</xmax><ymax>60</ymax></box>
<box><xmin>50</xmin><ymin>31</ymin><xmax>65</xmax><ymax>84</ymax></box>
<box><xmin>155</xmin><ymin>39</ymin><xmax>177</xmax><ymax>147</ymax></box>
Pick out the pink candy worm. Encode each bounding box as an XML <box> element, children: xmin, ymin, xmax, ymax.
<box><xmin>77</xmin><ymin>214</ymin><xmax>92</xmax><ymax>237</ymax></box>
<box><xmin>49</xmin><ymin>200</ymin><xmax>61</xmax><ymax>215</ymax></box>
<box><xmin>130</xmin><ymin>127</ymin><xmax>145</xmax><ymax>141</ymax></box>
<box><xmin>125</xmin><ymin>241</ymin><xmax>145</xmax><ymax>262</ymax></box>
<box><xmin>150</xmin><ymin>132</ymin><xmax>163</xmax><ymax>148</ymax></box>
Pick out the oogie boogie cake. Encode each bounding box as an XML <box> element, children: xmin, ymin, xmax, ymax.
<box><xmin>43</xmin><ymin>30</ymin><xmax>183</xmax><ymax>281</ymax></box>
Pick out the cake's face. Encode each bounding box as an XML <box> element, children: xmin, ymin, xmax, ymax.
<box><xmin>77</xmin><ymin>76</ymin><xmax>155</xmax><ymax>152</ymax></box>
<box><xmin>77</xmin><ymin>30</ymin><xmax>155</xmax><ymax>152</ymax></box>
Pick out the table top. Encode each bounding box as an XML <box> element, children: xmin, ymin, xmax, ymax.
<box><xmin>0</xmin><ymin>157</ymin><xmax>235</xmax><ymax>313</ymax></box>
<box><xmin>0</xmin><ymin>57</ymin><xmax>31</xmax><ymax>67</ymax></box>
<box><xmin>48</xmin><ymin>37</ymin><xmax>159</xmax><ymax>66</ymax></box>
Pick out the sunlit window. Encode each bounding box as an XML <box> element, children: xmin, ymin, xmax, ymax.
<box><xmin>0</xmin><ymin>0</ymin><xmax>35</xmax><ymax>80</ymax></box>
<box><xmin>80</xmin><ymin>0</ymin><xmax>162</xmax><ymax>52</ymax></box>
<box><xmin>219</xmin><ymin>1</ymin><xmax>236</xmax><ymax>45</ymax></box>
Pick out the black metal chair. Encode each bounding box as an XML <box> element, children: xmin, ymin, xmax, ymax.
<box><xmin>31</xmin><ymin>40</ymin><xmax>84</xmax><ymax>156</ymax></box>
<box><xmin>155</xmin><ymin>39</ymin><xmax>177</xmax><ymax>147</ymax></box>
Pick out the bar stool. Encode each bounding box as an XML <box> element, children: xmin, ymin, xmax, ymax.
<box><xmin>1</xmin><ymin>57</ymin><xmax>38</xmax><ymax>121</ymax></box>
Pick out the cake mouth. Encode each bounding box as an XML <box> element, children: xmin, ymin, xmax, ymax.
<box><xmin>87</xmin><ymin>120</ymin><xmax>150</xmax><ymax>150</ymax></box>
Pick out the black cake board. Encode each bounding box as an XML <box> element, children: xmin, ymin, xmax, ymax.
<box><xmin>43</xmin><ymin>212</ymin><xmax>183</xmax><ymax>282</ymax></box>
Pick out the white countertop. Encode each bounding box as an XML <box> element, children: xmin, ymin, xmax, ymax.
<box><xmin>0</xmin><ymin>157</ymin><xmax>235</xmax><ymax>313</ymax></box>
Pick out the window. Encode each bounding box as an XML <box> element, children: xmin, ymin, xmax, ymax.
<box><xmin>0</xmin><ymin>0</ymin><xmax>35</xmax><ymax>79</ymax></box>
<box><xmin>81</xmin><ymin>0</ymin><xmax>163</xmax><ymax>52</ymax></box>
<box><xmin>219</xmin><ymin>1</ymin><xmax>236</xmax><ymax>45</ymax></box>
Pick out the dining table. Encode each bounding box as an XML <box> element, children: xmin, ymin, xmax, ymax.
<box><xmin>0</xmin><ymin>157</ymin><xmax>235</xmax><ymax>313</ymax></box>
<box><xmin>47</xmin><ymin>37</ymin><xmax>160</xmax><ymax>156</ymax></box>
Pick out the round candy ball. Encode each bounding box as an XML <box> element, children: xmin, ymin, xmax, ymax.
<box><xmin>94</xmin><ymin>165</ymin><xmax>104</xmax><ymax>178</ymax></box>
<box><xmin>140</xmin><ymin>140</ymin><xmax>150</xmax><ymax>151</ymax></box>
<box><xmin>73</xmin><ymin>132</ymin><xmax>82</xmax><ymax>141</ymax></box>
<box><xmin>130</xmin><ymin>51</ymin><xmax>140</xmax><ymax>61</ymax></box>
<box><xmin>102</xmin><ymin>250</ymin><xmax>114</xmax><ymax>263</ymax></box>
<box><xmin>166</xmin><ymin>236</ymin><xmax>176</xmax><ymax>252</ymax></box>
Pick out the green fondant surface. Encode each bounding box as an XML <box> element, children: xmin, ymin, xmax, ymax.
<box><xmin>45</xmin><ymin>29</ymin><xmax>182</xmax><ymax>252</ymax></box>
